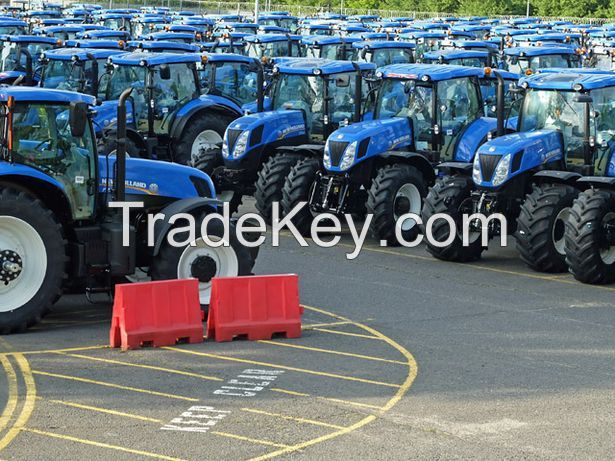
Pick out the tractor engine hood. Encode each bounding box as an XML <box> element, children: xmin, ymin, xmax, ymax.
<box><xmin>98</xmin><ymin>156</ymin><xmax>216</xmax><ymax>200</ymax></box>
<box><xmin>473</xmin><ymin>129</ymin><xmax>563</xmax><ymax>188</ymax></box>
<box><xmin>324</xmin><ymin>118</ymin><xmax>412</xmax><ymax>172</ymax></box>
<box><xmin>92</xmin><ymin>99</ymin><xmax>134</xmax><ymax>136</ymax></box>
<box><xmin>222</xmin><ymin>109</ymin><xmax>306</xmax><ymax>161</ymax></box>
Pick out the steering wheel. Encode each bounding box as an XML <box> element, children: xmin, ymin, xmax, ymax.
<box><xmin>34</xmin><ymin>138</ymin><xmax>52</xmax><ymax>151</ymax></box>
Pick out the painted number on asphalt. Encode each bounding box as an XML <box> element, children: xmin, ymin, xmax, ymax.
<box><xmin>161</xmin><ymin>406</ymin><xmax>230</xmax><ymax>433</ymax></box>
<box><xmin>213</xmin><ymin>369</ymin><xmax>285</xmax><ymax>397</ymax></box>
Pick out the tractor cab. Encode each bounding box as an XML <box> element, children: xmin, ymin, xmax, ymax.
<box><xmin>422</xmin><ymin>49</ymin><xmax>496</xmax><ymax>68</ymax></box>
<box><xmin>0</xmin><ymin>19</ymin><xmax>27</xmax><ymax>35</ymax></box>
<box><xmin>351</xmin><ymin>41</ymin><xmax>415</xmax><ymax>66</ymax></box>
<box><xmin>301</xmin><ymin>36</ymin><xmax>359</xmax><ymax>60</ymax></box>
<box><xmin>503</xmin><ymin>46</ymin><xmax>581</xmax><ymax>76</ymax></box>
<box><xmin>297</xmin><ymin>23</ymin><xmax>334</xmax><ymax>36</ymax></box>
<box><xmin>587</xmin><ymin>42</ymin><xmax>615</xmax><ymax>70</ymax></box>
<box><xmin>40</xmin><ymin>47</ymin><xmax>125</xmax><ymax>97</ymax></box>
<box><xmin>0</xmin><ymin>35</ymin><xmax>61</xmax><ymax>85</ymax></box>
<box><xmin>33</xmin><ymin>24</ymin><xmax>86</xmax><ymax>41</ymax></box>
<box><xmin>98</xmin><ymin>13</ymin><xmax>135</xmax><ymax>36</ymax></box>
<box><xmin>127</xmin><ymin>40</ymin><xmax>200</xmax><ymax>53</ymax></box>
<box><xmin>398</xmin><ymin>31</ymin><xmax>447</xmax><ymax>61</ymax></box>
<box><xmin>257</xmin><ymin>14</ymin><xmax>299</xmax><ymax>33</ymax></box>
<box><xmin>244</xmin><ymin>34</ymin><xmax>302</xmax><ymax>61</ymax></box>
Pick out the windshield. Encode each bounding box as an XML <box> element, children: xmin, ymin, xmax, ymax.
<box><xmin>364</xmin><ymin>48</ymin><xmax>414</xmax><ymax>66</ymax></box>
<box><xmin>0</xmin><ymin>42</ymin><xmax>53</xmax><ymax>73</ymax></box>
<box><xmin>10</xmin><ymin>103</ymin><xmax>96</xmax><ymax>219</ymax></box>
<box><xmin>305</xmin><ymin>44</ymin><xmax>342</xmax><ymax>60</ymax></box>
<box><xmin>415</xmin><ymin>40</ymin><xmax>442</xmax><ymax>60</ymax></box>
<box><xmin>506</xmin><ymin>54</ymin><xmax>575</xmax><ymax>73</ymax></box>
<box><xmin>202</xmin><ymin>61</ymin><xmax>259</xmax><ymax>106</ymax></box>
<box><xmin>246</xmin><ymin>40</ymin><xmax>300</xmax><ymax>58</ymax></box>
<box><xmin>150</xmin><ymin>64</ymin><xmax>198</xmax><ymax>133</ymax></box>
<box><xmin>591</xmin><ymin>53</ymin><xmax>615</xmax><ymax>71</ymax></box>
<box><xmin>520</xmin><ymin>89</ymin><xmax>588</xmax><ymax>161</ymax></box>
<box><xmin>440</xmin><ymin>57</ymin><xmax>487</xmax><ymax>67</ymax></box>
<box><xmin>479</xmin><ymin>77</ymin><xmax>521</xmax><ymax>118</ymax></box>
<box><xmin>0</xmin><ymin>26</ymin><xmax>26</xmax><ymax>35</ymax></box>
<box><xmin>43</xmin><ymin>60</ymin><xmax>90</xmax><ymax>93</ymax></box>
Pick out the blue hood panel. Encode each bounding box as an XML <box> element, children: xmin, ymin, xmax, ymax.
<box><xmin>92</xmin><ymin>99</ymin><xmax>134</xmax><ymax>135</ymax></box>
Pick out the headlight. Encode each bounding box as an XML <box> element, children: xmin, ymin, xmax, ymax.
<box><xmin>492</xmin><ymin>153</ymin><xmax>512</xmax><ymax>186</ymax></box>
<box><xmin>221</xmin><ymin>138</ymin><xmax>230</xmax><ymax>158</ymax></box>
<box><xmin>323</xmin><ymin>142</ymin><xmax>332</xmax><ymax>169</ymax></box>
<box><xmin>232</xmin><ymin>130</ymin><xmax>250</xmax><ymax>157</ymax></box>
<box><xmin>339</xmin><ymin>141</ymin><xmax>358</xmax><ymax>170</ymax></box>
<box><xmin>472</xmin><ymin>153</ymin><xmax>481</xmax><ymax>183</ymax></box>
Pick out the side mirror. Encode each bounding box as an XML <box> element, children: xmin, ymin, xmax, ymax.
<box><xmin>159</xmin><ymin>63</ymin><xmax>171</xmax><ymax>80</ymax></box>
<box><xmin>70</xmin><ymin>101</ymin><xmax>88</xmax><ymax>137</ymax></box>
<box><xmin>335</xmin><ymin>73</ymin><xmax>350</xmax><ymax>87</ymax></box>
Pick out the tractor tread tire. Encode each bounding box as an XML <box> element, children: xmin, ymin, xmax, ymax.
<box><xmin>255</xmin><ymin>153</ymin><xmax>304</xmax><ymax>221</ymax></box>
<box><xmin>281</xmin><ymin>157</ymin><xmax>320</xmax><ymax>236</ymax></box>
<box><xmin>565</xmin><ymin>188</ymin><xmax>615</xmax><ymax>284</ymax></box>
<box><xmin>0</xmin><ymin>187</ymin><xmax>67</xmax><ymax>334</ymax></box>
<box><xmin>367</xmin><ymin>163</ymin><xmax>426</xmax><ymax>246</ymax></box>
<box><xmin>515</xmin><ymin>183</ymin><xmax>577</xmax><ymax>273</ymax></box>
<box><xmin>174</xmin><ymin>113</ymin><xmax>232</xmax><ymax>165</ymax></box>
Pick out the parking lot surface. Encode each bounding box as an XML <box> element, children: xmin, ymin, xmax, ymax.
<box><xmin>1</xmin><ymin>208</ymin><xmax>614</xmax><ymax>460</ymax></box>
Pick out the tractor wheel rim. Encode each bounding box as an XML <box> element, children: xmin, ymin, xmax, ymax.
<box><xmin>192</xmin><ymin>130</ymin><xmax>223</xmax><ymax>159</ymax></box>
<box><xmin>177</xmin><ymin>235</ymin><xmax>239</xmax><ymax>304</ymax></box>
<box><xmin>0</xmin><ymin>216</ymin><xmax>47</xmax><ymax>312</ymax></box>
<box><xmin>600</xmin><ymin>212</ymin><xmax>615</xmax><ymax>265</ymax></box>
<box><xmin>552</xmin><ymin>207</ymin><xmax>570</xmax><ymax>256</ymax></box>
<box><xmin>394</xmin><ymin>183</ymin><xmax>421</xmax><ymax>232</ymax></box>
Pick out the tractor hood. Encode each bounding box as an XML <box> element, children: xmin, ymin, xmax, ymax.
<box><xmin>98</xmin><ymin>156</ymin><xmax>216</xmax><ymax>200</ymax></box>
<box><xmin>92</xmin><ymin>99</ymin><xmax>134</xmax><ymax>136</ymax></box>
<box><xmin>473</xmin><ymin>129</ymin><xmax>563</xmax><ymax>188</ymax></box>
<box><xmin>324</xmin><ymin>118</ymin><xmax>412</xmax><ymax>172</ymax></box>
<box><xmin>222</xmin><ymin>109</ymin><xmax>306</xmax><ymax>161</ymax></box>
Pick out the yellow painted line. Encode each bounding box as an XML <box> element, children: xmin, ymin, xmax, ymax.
<box><xmin>211</xmin><ymin>431</ymin><xmax>291</xmax><ymax>449</ymax></box>
<box><xmin>308</xmin><ymin>327</ymin><xmax>383</xmax><ymax>340</ymax></box>
<box><xmin>0</xmin><ymin>356</ymin><xmax>18</xmax><ymax>434</ymax></box>
<box><xmin>241</xmin><ymin>408</ymin><xmax>346</xmax><ymax>430</ymax></box>
<box><xmin>258</xmin><ymin>340</ymin><xmax>408</xmax><ymax>365</ymax></box>
<box><xmin>55</xmin><ymin>352</ymin><xmax>223</xmax><ymax>382</ymax></box>
<box><xmin>1</xmin><ymin>345</ymin><xmax>108</xmax><ymax>357</ymax></box>
<box><xmin>163</xmin><ymin>348</ymin><xmax>400</xmax><ymax>389</ymax></box>
<box><xmin>269</xmin><ymin>388</ymin><xmax>384</xmax><ymax>411</ymax></box>
<box><xmin>249</xmin><ymin>305</ymin><xmax>418</xmax><ymax>461</ymax></box>
<box><xmin>32</xmin><ymin>371</ymin><xmax>198</xmax><ymax>402</ymax></box>
<box><xmin>21</xmin><ymin>428</ymin><xmax>187</xmax><ymax>461</ymax></box>
<box><xmin>0</xmin><ymin>354</ymin><xmax>37</xmax><ymax>451</ymax></box>
<box><xmin>39</xmin><ymin>397</ymin><xmax>162</xmax><ymax>423</ymax></box>
<box><xmin>302</xmin><ymin>321</ymin><xmax>354</xmax><ymax>329</ymax></box>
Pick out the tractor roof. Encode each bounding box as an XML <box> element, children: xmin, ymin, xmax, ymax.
<box><xmin>520</xmin><ymin>71</ymin><xmax>615</xmax><ymax>91</ymax></box>
<box><xmin>244</xmin><ymin>33</ymin><xmax>301</xmax><ymax>43</ymax></box>
<box><xmin>202</xmin><ymin>53</ymin><xmax>256</xmax><ymax>64</ymax></box>
<box><xmin>423</xmin><ymin>49</ymin><xmax>489</xmax><ymax>60</ymax></box>
<box><xmin>301</xmin><ymin>36</ymin><xmax>360</xmax><ymax>46</ymax></box>
<box><xmin>273</xmin><ymin>58</ymin><xmax>375</xmax><ymax>75</ymax></box>
<box><xmin>504</xmin><ymin>46</ymin><xmax>576</xmax><ymax>57</ymax></box>
<box><xmin>444</xmin><ymin>39</ymin><xmax>499</xmax><ymax>50</ymax></box>
<box><xmin>43</xmin><ymin>47</ymin><xmax>124</xmax><ymax>60</ymax></box>
<box><xmin>377</xmin><ymin>63</ymin><xmax>485</xmax><ymax>81</ymax></box>
<box><xmin>352</xmin><ymin>40</ymin><xmax>415</xmax><ymax>49</ymax></box>
<box><xmin>66</xmin><ymin>39</ymin><xmax>127</xmax><ymax>49</ymax></box>
<box><xmin>0</xmin><ymin>87</ymin><xmax>96</xmax><ymax>105</ymax></box>
<box><xmin>127</xmin><ymin>40</ymin><xmax>200</xmax><ymax>52</ymax></box>
<box><xmin>142</xmin><ymin>31</ymin><xmax>196</xmax><ymax>40</ymax></box>
<box><xmin>110</xmin><ymin>51</ymin><xmax>201</xmax><ymax>66</ymax></box>
<box><xmin>0</xmin><ymin>35</ymin><xmax>60</xmax><ymax>44</ymax></box>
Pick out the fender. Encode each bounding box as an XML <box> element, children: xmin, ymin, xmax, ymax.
<box><xmin>533</xmin><ymin>170</ymin><xmax>582</xmax><ymax>185</ymax></box>
<box><xmin>324</xmin><ymin>118</ymin><xmax>412</xmax><ymax>173</ymax></box>
<box><xmin>151</xmin><ymin>196</ymin><xmax>221</xmax><ymax>256</ymax></box>
<box><xmin>0</xmin><ymin>162</ymin><xmax>66</xmax><ymax>191</ymax></box>
<box><xmin>473</xmin><ymin>130</ymin><xmax>564</xmax><ymax>189</ymax></box>
<box><xmin>169</xmin><ymin>95</ymin><xmax>243</xmax><ymax>141</ymax></box>
<box><xmin>576</xmin><ymin>176</ymin><xmax>615</xmax><ymax>189</ymax></box>
<box><xmin>381</xmin><ymin>151</ymin><xmax>436</xmax><ymax>184</ymax></box>
<box><xmin>223</xmin><ymin>109</ymin><xmax>307</xmax><ymax>161</ymax></box>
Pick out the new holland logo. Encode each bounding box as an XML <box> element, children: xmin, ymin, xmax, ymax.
<box><xmin>277</xmin><ymin>124</ymin><xmax>304</xmax><ymax>139</ymax></box>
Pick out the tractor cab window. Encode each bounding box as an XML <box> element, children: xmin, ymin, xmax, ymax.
<box><xmin>443</xmin><ymin>57</ymin><xmax>486</xmax><ymax>67</ymax></box>
<box><xmin>506</xmin><ymin>54</ymin><xmax>576</xmax><ymax>74</ymax></box>
<box><xmin>415</xmin><ymin>39</ymin><xmax>441</xmax><ymax>61</ymax></box>
<box><xmin>43</xmin><ymin>59</ymin><xmax>97</xmax><ymax>95</ymax></box>
<box><xmin>0</xmin><ymin>42</ymin><xmax>51</xmax><ymax>75</ymax></box>
<box><xmin>272</xmin><ymin>73</ymin><xmax>324</xmax><ymax>136</ymax></box>
<box><xmin>306</xmin><ymin>44</ymin><xmax>341</xmax><ymax>60</ymax></box>
<box><xmin>376</xmin><ymin>78</ymin><xmax>434</xmax><ymax>151</ymax></box>
<box><xmin>586</xmin><ymin>87</ymin><xmax>615</xmax><ymax>174</ymax></box>
<box><xmin>246</xmin><ymin>40</ymin><xmax>300</xmax><ymax>59</ymax></box>
<box><xmin>0</xmin><ymin>25</ymin><xmax>26</xmax><ymax>35</ymax></box>
<box><xmin>590</xmin><ymin>52</ymin><xmax>615</xmax><ymax>71</ymax></box>
<box><xmin>9</xmin><ymin>103</ymin><xmax>95</xmax><ymax>220</ymax></box>
<box><xmin>520</xmin><ymin>89</ymin><xmax>590</xmax><ymax>163</ymax></box>
<box><xmin>479</xmin><ymin>77</ymin><xmax>521</xmax><ymax>119</ymax></box>
<box><xmin>102</xmin><ymin>18</ymin><xmax>132</xmax><ymax>35</ymax></box>
<box><xmin>150</xmin><ymin>63</ymin><xmax>198</xmax><ymax>134</ymax></box>
<box><xmin>364</xmin><ymin>48</ymin><xmax>414</xmax><ymax>66</ymax></box>
<box><xmin>203</xmin><ymin>61</ymin><xmax>259</xmax><ymax>106</ymax></box>
<box><xmin>326</xmin><ymin>72</ymin><xmax>364</xmax><ymax>127</ymax></box>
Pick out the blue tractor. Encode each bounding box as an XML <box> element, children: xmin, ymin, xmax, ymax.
<box><xmin>0</xmin><ymin>35</ymin><xmax>62</xmax><ymax>85</ymax></box>
<box><xmin>422</xmin><ymin>49</ymin><xmax>497</xmax><ymax>68</ymax></box>
<box><xmin>244</xmin><ymin>34</ymin><xmax>303</xmax><ymax>61</ymax></box>
<box><xmin>281</xmin><ymin>64</ymin><xmax>511</xmax><ymax>240</ymax></box>
<box><xmin>97</xmin><ymin>52</ymin><xmax>264</xmax><ymax>164</ymax></box>
<box><xmin>301</xmin><ymin>36</ymin><xmax>359</xmax><ymax>60</ymax></box>
<box><xmin>351</xmin><ymin>41</ymin><xmax>415</xmax><ymax>66</ymax></box>
<box><xmin>219</xmin><ymin>58</ymin><xmax>375</xmax><ymax>220</ymax></box>
<box><xmin>422</xmin><ymin>71</ymin><xmax>615</xmax><ymax>270</ymax></box>
<box><xmin>0</xmin><ymin>87</ymin><xmax>257</xmax><ymax>333</ymax></box>
<box><xmin>502</xmin><ymin>46</ymin><xmax>581</xmax><ymax>75</ymax></box>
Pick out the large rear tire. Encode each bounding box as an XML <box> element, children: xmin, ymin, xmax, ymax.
<box><xmin>175</xmin><ymin>113</ymin><xmax>231</xmax><ymax>165</ymax></box>
<box><xmin>516</xmin><ymin>183</ymin><xmax>577</xmax><ymax>273</ymax></box>
<box><xmin>255</xmin><ymin>153</ymin><xmax>303</xmax><ymax>221</ymax></box>
<box><xmin>422</xmin><ymin>176</ymin><xmax>485</xmax><ymax>262</ymax></box>
<box><xmin>281</xmin><ymin>157</ymin><xmax>320</xmax><ymax>236</ymax></box>
<box><xmin>0</xmin><ymin>187</ymin><xmax>66</xmax><ymax>334</ymax></box>
<box><xmin>367</xmin><ymin>164</ymin><xmax>426</xmax><ymax>246</ymax></box>
<box><xmin>565</xmin><ymin>188</ymin><xmax>615</xmax><ymax>284</ymax></box>
<box><xmin>150</xmin><ymin>219</ymin><xmax>254</xmax><ymax>306</ymax></box>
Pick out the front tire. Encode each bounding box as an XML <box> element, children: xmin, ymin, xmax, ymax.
<box><xmin>0</xmin><ymin>187</ymin><xmax>66</xmax><ymax>333</ymax></box>
<box><xmin>281</xmin><ymin>157</ymin><xmax>320</xmax><ymax>236</ymax></box>
<box><xmin>422</xmin><ymin>176</ymin><xmax>485</xmax><ymax>262</ymax></box>
<box><xmin>565</xmin><ymin>188</ymin><xmax>615</xmax><ymax>284</ymax></box>
<box><xmin>175</xmin><ymin>113</ymin><xmax>231</xmax><ymax>165</ymax></box>
<box><xmin>367</xmin><ymin>164</ymin><xmax>426</xmax><ymax>245</ymax></box>
<box><xmin>255</xmin><ymin>153</ymin><xmax>303</xmax><ymax>221</ymax></box>
<box><xmin>150</xmin><ymin>219</ymin><xmax>254</xmax><ymax>306</ymax></box>
<box><xmin>516</xmin><ymin>183</ymin><xmax>577</xmax><ymax>273</ymax></box>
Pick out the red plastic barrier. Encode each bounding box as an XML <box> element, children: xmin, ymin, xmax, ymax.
<box><xmin>206</xmin><ymin>274</ymin><xmax>302</xmax><ymax>342</ymax></box>
<box><xmin>110</xmin><ymin>279</ymin><xmax>204</xmax><ymax>351</ymax></box>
